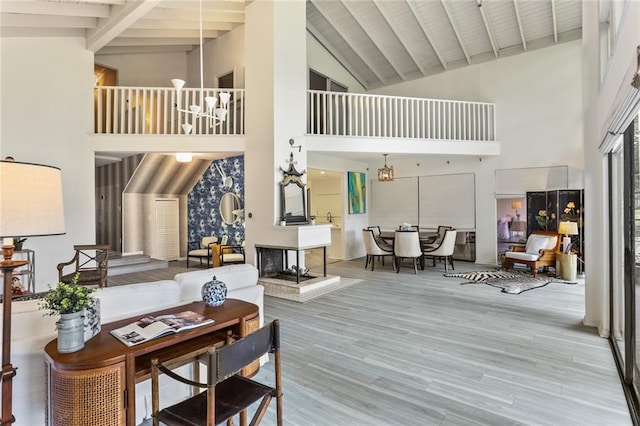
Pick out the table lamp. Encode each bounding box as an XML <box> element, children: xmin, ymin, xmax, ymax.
<box><xmin>511</xmin><ymin>201</ymin><xmax>522</xmax><ymax>221</ymax></box>
<box><xmin>558</xmin><ymin>221</ymin><xmax>578</xmax><ymax>254</ymax></box>
<box><xmin>0</xmin><ymin>159</ymin><xmax>65</xmax><ymax>424</ymax></box>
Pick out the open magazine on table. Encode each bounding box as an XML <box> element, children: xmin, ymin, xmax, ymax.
<box><xmin>110</xmin><ymin>310</ymin><xmax>214</xmax><ymax>347</ymax></box>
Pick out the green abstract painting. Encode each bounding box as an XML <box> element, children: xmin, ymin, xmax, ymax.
<box><xmin>348</xmin><ymin>171</ymin><xmax>366</xmax><ymax>214</ymax></box>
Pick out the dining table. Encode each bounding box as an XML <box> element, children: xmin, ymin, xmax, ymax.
<box><xmin>379</xmin><ymin>230</ymin><xmax>439</xmax><ymax>245</ymax></box>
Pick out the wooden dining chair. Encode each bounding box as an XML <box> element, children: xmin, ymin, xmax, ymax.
<box><xmin>151</xmin><ymin>320</ymin><xmax>283</xmax><ymax>426</ymax></box>
<box><xmin>393</xmin><ymin>230</ymin><xmax>422</xmax><ymax>274</ymax></box>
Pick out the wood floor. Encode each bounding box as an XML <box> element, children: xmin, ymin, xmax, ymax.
<box><xmin>128</xmin><ymin>258</ymin><xmax>631</xmax><ymax>426</ymax></box>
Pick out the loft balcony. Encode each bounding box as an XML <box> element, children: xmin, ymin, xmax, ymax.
<box><xmin>92</xmin><ymin>87</ymin><xmax>499</xmax><ymax>155</ymax></box>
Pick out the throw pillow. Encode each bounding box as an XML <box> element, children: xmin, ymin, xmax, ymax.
<box><xmin>545</xmin><ymin>236</ymin><xmax>558</xmax><ymax>250</ymax></box>
<box><xmin>525</xmin><ymin>235</ymin><xmax>549</xmax><ymax>255</ymax></box>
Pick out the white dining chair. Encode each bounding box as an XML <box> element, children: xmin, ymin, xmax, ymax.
<box><xmin>362</xmin><ymin>229</ymin><xmax>394</xmax><ymax>271</ymax></box>
<box><xmin>393</xmin><ymin>230</ymin><xmax>422</xmax><ymax>274</ymax></box>
<box><xmin>422</xmin><ymin>230</ymin><xmax>457</xmax><ymax>273</ymax></box>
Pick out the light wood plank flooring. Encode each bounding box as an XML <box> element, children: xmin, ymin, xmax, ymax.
<box><xmin>128</xmin><ymin>258</ymin><xmax>630</xmax><ymax>425</ymax></box>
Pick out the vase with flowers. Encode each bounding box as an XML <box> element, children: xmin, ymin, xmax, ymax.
<box><xmin>39</xmin><ymin>273</ymin><xmax>96</xmax><ymax>353</ymax></box>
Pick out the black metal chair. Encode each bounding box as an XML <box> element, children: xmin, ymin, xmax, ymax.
<box><xmin>151</xmin><ymin>320</ymin><xmax>283</xmax><ymax>426</ymax></box>
<box><xmin>187</xmin><ymin>236</ymin><xmax>218</xmax><ymax>268</ymax></box>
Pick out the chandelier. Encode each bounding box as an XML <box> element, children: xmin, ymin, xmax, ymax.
<box><xmin>171</xmin><ymin>0</ymin><xmax>230</xmax><ymax>134</ymax></box>
<box><xmin>377</xmin><ymin>154</ymin><xmax>394</xmax><ymax>182</ymax></box>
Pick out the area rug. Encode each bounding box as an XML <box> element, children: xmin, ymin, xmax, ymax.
<box><xmin>444</xmin><ymin>270</ymin><xmax>568</xmax><ymax>294</ymax></box>
<box><xmin>260</xmin><ymin>276</ymin><xmax>364</xmax><ymax>303</ymax></box>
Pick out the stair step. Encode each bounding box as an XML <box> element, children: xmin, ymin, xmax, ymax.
<box><xmin>108</xmin><ymin>258</ymin><xmax>169</xmax><ymax>276</ymax></box>
<box><xmin>109</xmin><ymin>254</ymin><xmax>152</xmax><ymax>267</ymax></box>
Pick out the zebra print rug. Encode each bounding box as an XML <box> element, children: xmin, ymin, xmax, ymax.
<box><xmin>444</xmin><ymin>270</ymin><xmax>556</xmax><ymax>294</ymax></box>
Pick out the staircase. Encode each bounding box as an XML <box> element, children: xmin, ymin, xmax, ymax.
<box><xmin>108</xmin><ymin>253</ymin><xmax>168</xmax><ymax>276</ymax></box>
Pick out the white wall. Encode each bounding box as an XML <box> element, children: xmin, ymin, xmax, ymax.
<box><xmin>308</xmin><ymin>153</ymin><xmax>369</xmax><ymax>260</ymax></box>
<box><xmin>362</xmin><ymin>40</ymin><xmax>584</xmax><ymax>265</ymax></box>
<box><xmin>95</xmin><ymin>51</ymin><xmax>187</xmax><ymax>87</ymax></box>
<box><xmin>307</xmin><ymin>33</ymin><xmax>366</xmax><ymax>93</ymax></box>
<box><xmin>0</xmin><ymin>37</ymin><xmax>95</xmax><ymax>290</ymax></box>
<box><xmin>582</xmin><ymin>1</ymin><xmax>640</xmax><ymax>334</ymax></box>
<box><xmin>201</xmin><ymin>25</ymin><xmax>246</xmax><ymax>88</ymax></box>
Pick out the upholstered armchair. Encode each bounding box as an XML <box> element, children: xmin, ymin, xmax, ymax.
<box><xmin>187</xmin><ymin>236</ymin><xmax>218</xmax><ymax>268</ymax></box>
<box><xmin>502</xmin><ymin>230</ymin><xmax>560</xmax><ymax>277</ymax></box>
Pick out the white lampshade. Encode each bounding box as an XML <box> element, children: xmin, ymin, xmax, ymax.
<box><xmin>171</xmin><ymin>79</ymin><xmax>185</xmax><ymax>91</ymax></box>
<box><xmin>181</xmin><ymin>123</ymin><xmax>193</xmax><ymax>134</ymax></box>
<box><xmin>558</xmin><ymin>221</ymin><xmax>579</xmax><ymax>235</ymax></box>
<box><xmin>204</xmin><ymin>96</ymin><xmax>217</xmax><ymax>111</ymax></box>
<box><xmin>0</xmin><ymin>160</ymin><xmax>66</xmax><ymax>239</ymax></box>
<box><xmin>219</xmin><ymin>92</ymin><xmax>231</xmax><ymax>106</ymax></box>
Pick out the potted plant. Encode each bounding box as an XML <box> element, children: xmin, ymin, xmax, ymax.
<box><xmin>12</xmin><ymin>237</ymin><xmax>26</xmax><ymax>251</ymax></box>
<box><xmin>39</xmin><ymin>273</ymin><xmax>96</xmax><ymax>353</ymax></box>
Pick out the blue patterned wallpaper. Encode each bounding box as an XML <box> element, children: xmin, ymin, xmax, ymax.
<box><xmin>187</xmin><ymin>155</ymin><xmax>245</xmax><ymax>246</ymax></box>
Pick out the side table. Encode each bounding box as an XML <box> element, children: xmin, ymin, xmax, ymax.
<box><xmin>557</xmin><ymin>252</ymin><xmax>577</xmax><ymax>282</ymax></box>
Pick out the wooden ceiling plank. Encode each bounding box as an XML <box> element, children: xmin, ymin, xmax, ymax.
<box><xmin>440</xmin><ymin>0</ymin><xmax>471</xmax><ymax>65</ymax></box>
<box><xmin>476</xmin><ymin>0</ymin><xmax>498</xmax><ymax>58</ymax></box>
<box><xmin>374</xmin><ymin>2</ymin><xmax>426</xmax><ymax>76</ymax></box>
<box><xmin>129</xmin><ymin>19</ymin><xmax>232</xmax><ymax>31</ymax></box>
<box><xmin>551</xmin><ymin>0</ymin><xmax>558</xmax><ymax>43</ymax></box>
<box><xmin>0</xmin><ymin>1</ymin><xmax>110</xmax><ymax>18</ymax></box>
<box><xmin>86</xmin><ymin>0</ymin><xmax>164</xmax><ymax>52</ymax></box>
<box><xmin>120</xmin><ymin>28</ymin><xmax>220</xmax><ymax>39</ymax></box>
<box><xmin>407</xmin><ymin>1</ymin><xmax>448</xmax><ymax>71</ymax></box>
<box><xmin>0</xmin><ymin>13</ymin><xmax>97</xmax><ymax>29</ymax></box>
<box><xmin>512</xmin><ymin>0</ymin><xmax>527</xmax><ymax>50</ymax></box>
<box><xmin>108</xmin><ymin>37</ymin><xmax>202</xmax><ymax>47</ymax></box>
<box><xmin>143</xmin><ymin>7</ymin><xmax>244</xmax><ymax>23</ymax></box>
<box><xmin>310</xmin><ymin>0</ymin><xmax>387</xmax><ymax>86</ymax></box>
<box><xmin>341</xmin><ymin>1</ymin><xmax>405</xmax><ymax>81</ymax></box>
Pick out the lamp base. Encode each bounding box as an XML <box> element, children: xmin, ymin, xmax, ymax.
<box><xmin>562</xmin><ymin>236</ymin><xmax>571</xmax><ymax>254</ymax></box>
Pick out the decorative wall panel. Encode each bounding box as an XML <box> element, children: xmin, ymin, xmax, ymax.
<box><xmin>187</xmin><ymin>155</ymin><xmax>245</xmax><ymax>247</ymax></box>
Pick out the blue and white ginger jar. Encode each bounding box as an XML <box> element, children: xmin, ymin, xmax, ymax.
<box><xmin>201</xmin><ymin>276</ymin><xmax>227</xmax><ymax>307</ymax></box>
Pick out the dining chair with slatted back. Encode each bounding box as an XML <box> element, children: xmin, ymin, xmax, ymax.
<box><xmin>151</xmin><ymin>320</ymin><xmax>283</xmax><ymax>426</ymax></box>
<box><xmin>393</xmin><ymin>230</ymin><xmax>422</xmax><ymax>274</ymax></box>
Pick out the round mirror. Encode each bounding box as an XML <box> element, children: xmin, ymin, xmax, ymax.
<box><xmin>220</xmin><ymin>192</ymin><xmax>242</xmax><ymax>224</ymax></box>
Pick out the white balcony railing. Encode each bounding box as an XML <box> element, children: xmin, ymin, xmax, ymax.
<box><xmin>307</xmin><ymin>90</ymin><xmax>496</xmax><ymax>141</ymax></box>
<box><xmin>94</xmin><ymin>86</ymin><xmax>245</xmax><ymax>135</ymax></box>
<box><xmin>93</xmin><ymin>87</ymin><xmax>495</xmax><ymax>142</ymax></box>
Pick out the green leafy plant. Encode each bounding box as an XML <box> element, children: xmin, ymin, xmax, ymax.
<box><xmin>39</xmin><ymin>273</ymin><xmax>96</xmax><ymax>316</ymax></box>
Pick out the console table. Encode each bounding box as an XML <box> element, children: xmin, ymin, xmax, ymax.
<box><xmin>44</xmin><ymin>299</ymin><xmax>259</xmax><ymax>426</ymax></box>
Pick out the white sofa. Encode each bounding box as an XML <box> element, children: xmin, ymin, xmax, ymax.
<box><xmin>1</xmin><ymin>263</ymin><xmax>263</xmax><ymax>426</ymax></box>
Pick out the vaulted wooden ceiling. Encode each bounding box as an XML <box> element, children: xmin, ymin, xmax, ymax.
<box><xmin>1</xmin><ymin>0</ymin><xmax>582</xmax><ymax>90</ymax></box>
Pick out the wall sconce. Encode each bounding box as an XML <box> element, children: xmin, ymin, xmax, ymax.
<box><xmin>289</xmin><ymin>138</ymin><xmax>301</xmax><ymax>153</ymax></box>
<box><xmin>176</xmin><ymin>153</ymin><xmax>193</xmax><ymax>163</ymax></box>
<box><xmin>377</xmin><ymin>154</ymin><xmax>394</xmax><ymax>182</ymax></box>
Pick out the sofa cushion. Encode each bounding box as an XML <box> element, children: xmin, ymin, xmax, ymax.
<box><xmin>174</xmin><ymin>264</ymin><xmax>259</xmax><ymax>302</ymax></box>
<box><xmin>94</xmin><ymin>280</ymin><xmax>182</xmax><ymax>323</ymax></box>
<box><xmin>525</xmin><ymin>235</ymin><xmax>549</xmax><ymax>255</ymax></box>
<box><xmin>505</xmin><ymin>251</ymin><xmax>541</xmax><ymax>262</ymax></box>
<box><xmin>545</xmin><ymin>236</ymin><xmax>558</xmax><ymax>250</ymax></box>
<box><xmin>3</xmin><ymin>299</ymin><xmax>58</xmax><ymax>340</ymax></box>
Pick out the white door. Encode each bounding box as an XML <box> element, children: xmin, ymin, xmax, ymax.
<box><xmin>155</xmin><ymin>199</ymin><xmax>179</xmax><ymax>261</ymax></box>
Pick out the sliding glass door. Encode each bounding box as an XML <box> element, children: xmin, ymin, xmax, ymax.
<box><xmin>609</xmin><ymin>116</ymin><xmax>640</xmax><ymax>420</ymax></box>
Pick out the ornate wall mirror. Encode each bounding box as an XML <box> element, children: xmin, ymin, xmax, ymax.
<box><xmin>280</xmin><ymin>152</ymin><xmax>308</xmax><ymax>224</ymax></box>
<box><xmin>220</xmin><ymin>192</ymin><xmax>242</xmax><ymax>224</ymax></box>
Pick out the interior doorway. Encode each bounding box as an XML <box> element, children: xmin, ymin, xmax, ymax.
<box><xmin>496</xmin><ymin>196</ymin><xmax>526</xmax><ymax>264</ymax></box>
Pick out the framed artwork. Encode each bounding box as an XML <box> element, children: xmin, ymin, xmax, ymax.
<box><xmin>348</xmin><ymin>171</ymin><xmax>366</xmax><ymax>214</ymax></box>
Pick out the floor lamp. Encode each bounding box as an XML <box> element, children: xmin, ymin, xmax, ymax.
<box><xmin>0</xmin><ymin>160</ymin><xmax>65</xmax><ymax>425</ymax></box>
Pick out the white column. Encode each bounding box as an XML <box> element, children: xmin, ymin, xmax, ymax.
<box><xmin>244</xmin><ymin>0</ymin><xmax>307</xmax><ymax>264</ymax></box>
